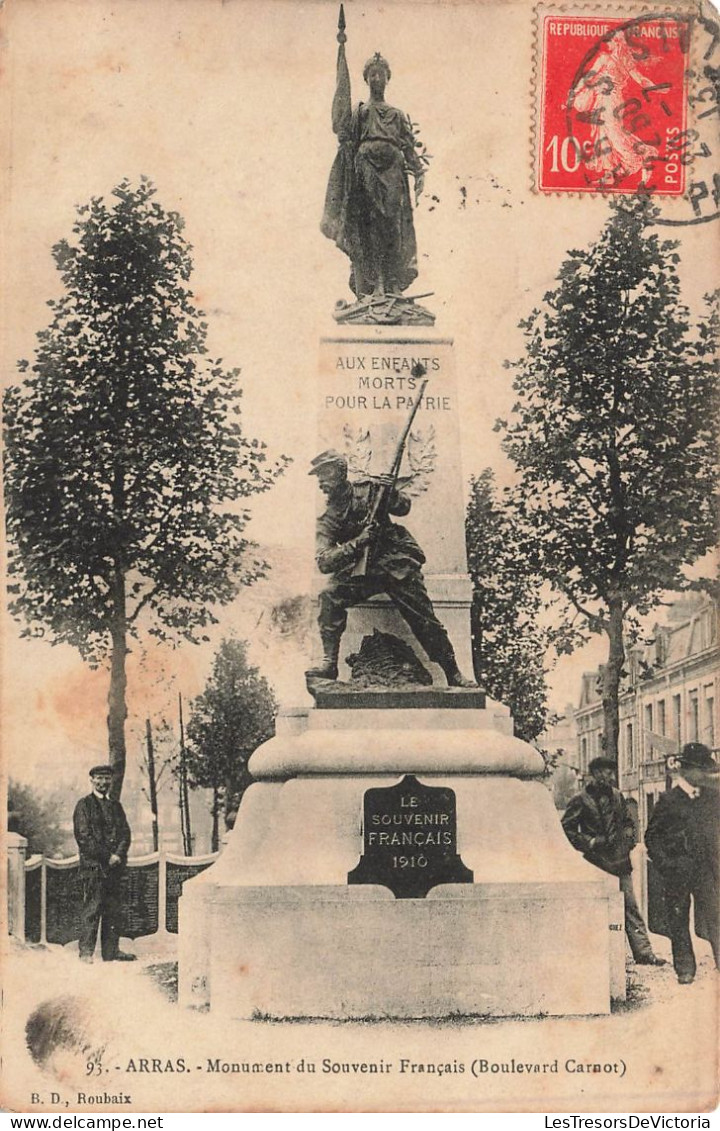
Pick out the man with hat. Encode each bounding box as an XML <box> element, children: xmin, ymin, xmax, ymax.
<box><xmin>73</xmin><ymin>764</ymin><xmax>134</xmax><ymax>963</ymax></box>
<box><xmin>645</xmin><ymin>742</ymin><xmax>720</xmax><ymax>983</ymax></box>
<box><xmin>561</xmin><ymin>756</ymin><xmax>665</xmax><ymax>966</ymax></box>
<box><xmin>307</xmin><ymin>449</ymin><xmax>473</xmax><ymax>687</ymax></box>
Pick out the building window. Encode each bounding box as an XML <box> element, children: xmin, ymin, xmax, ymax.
<box><xmin>580</xmin><ymin>736</ymin><xmax>587</xmax><ymax>772</ymax></box>
<box><xmin>646</xmin><ymin>791</ymin><xmax>656</xmax><ymax>826</ymax></box>
<box><xmin>690</xmin><ymin>694</ymin><xmax>700</xmax><ymax>742</ymax></box>
<box><xmin>626</xmin><ymin>797</ymin><xmax>639</xmax><ymax>841</ymax></box>
<box><xmin>705</xmin><ymin>695</ymin><xmax>715</xmax><ymax>748</ymax></box>
<box><xmin>644</xmin><ymin>703</ymin><xmax>653</xmax><ymax>734</ymax></box>
<box><xmin>657</xmin><ymin>699</ymin><xmax>666</xmax><ymax>736</ymax></box>
<box><xmin>626</xmin><ymin>722</ymin><xmax>634</xmax><ymax>771</ymax></box>
<box><xmin>673</xmin><ymin>694</ymin><xmax>682</xmax><ymax>740</ymax></box>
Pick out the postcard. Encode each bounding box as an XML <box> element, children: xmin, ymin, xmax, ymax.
<box><xmin>1</xmin><ymin>0</ymin><xmax>718</xmax><ymax>1115</ymax></box>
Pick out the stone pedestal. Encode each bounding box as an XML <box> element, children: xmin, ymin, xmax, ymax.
<box><xmin>178</xmin><ymin>702</ymin><xmax>622</xmax><ymax>1018</ymax></box>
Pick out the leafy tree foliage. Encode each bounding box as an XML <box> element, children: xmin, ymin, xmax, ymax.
<box><xmin>8</xmin><ymin>780</ymin><xmax>69</xmax><ymax>857</ymax></box>
<box><xmin>466</xmin><ymin>469</ymin><xmax>553</xmax><ymax>743</ymax></box>
<box><xmin>3</xmin><ymin>179</ymin><xmax>286</xmax><ymax>794</ymax></box>
<box><xmin>185</xmin><ymin>638</ymin><xmax>276</xmax><ymax>852</ymax></box>
<box><xmin>498</xmin><ymin>199</ymin><xmax>717</xmax><ymax>760</ymax></box>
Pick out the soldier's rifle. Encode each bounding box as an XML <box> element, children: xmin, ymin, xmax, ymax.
<box><xmin>352</xmin><ymin>363</ymin><xmax>429</xmax><ymax>578</ymax></box>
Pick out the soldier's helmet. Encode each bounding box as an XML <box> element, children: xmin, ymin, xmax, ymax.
<box><xmin>308</xmin><ymin>450</ymin><xmax>348</xmax><ymax>476</ymax></box>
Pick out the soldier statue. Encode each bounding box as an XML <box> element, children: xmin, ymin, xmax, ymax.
<box><xmin>306</xmin><ymin>449</ymin><xmax>474</xmax><ymax>688</ymax></box>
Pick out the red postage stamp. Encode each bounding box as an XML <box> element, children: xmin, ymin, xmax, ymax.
<box><xmin>537</xmin><ymin>14</ymin><xmax>691</xmax><ymax>195</ymax></box>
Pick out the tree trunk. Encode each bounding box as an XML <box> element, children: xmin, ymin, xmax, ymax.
<box><xmin>470</xmin><ymin>595</ymin><xmax>484</xmax><ymax>685</ymax></box>
<box><xmin>602</xmin><ymin>597</ymin><xmax>625</xmax><ymax>764</ymax></box>
<box><xmin>211</xmin><ymin>784</ymin><xmax>220</xmax><ymax>854</ymax></box>
<box><xmin>145</xmin><ymin>718</ymin><xmax>159</xmax><ymax>852</ymax></box>
<box><xmin>178</xmin><ymin>693</ymin><xmax>193</xmax><ymax>856</ymax></box>
<box><xmin>224</xmin><ymin>777</ymin><xmax>237</xmax><ymax>832</ymax></box>
<box><xmin>107</xmin><ymin>567</ymin><xmax>128</xmax><ymax>800</ymax></box>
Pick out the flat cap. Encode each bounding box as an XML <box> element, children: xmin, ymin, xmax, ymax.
<box><xmin>89</xmin><ymin>764</ymin><xmax>114</xmax><ymax>777</ymax></box>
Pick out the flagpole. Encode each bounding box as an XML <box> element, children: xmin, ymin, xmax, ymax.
<box><xmin>330</xmin><ymin>4</ymin><xmax>352</xmax><ymax>141</ymax></box>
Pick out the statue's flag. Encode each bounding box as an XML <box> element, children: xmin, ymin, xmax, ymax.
<box><xmin>332</xmin><ymin>5</ymin><xmax>352</xmax><ymax>141</ymax></box>
<box><xmin>321</xmin><ymin>4</ymin><xmax>359</xmax><ymax>259</ymax></box>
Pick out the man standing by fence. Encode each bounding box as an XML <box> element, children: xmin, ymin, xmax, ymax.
<box><xmin>73</xmin><ymin>764</ymin><xmax>135</xmax><ymax>963</ymax></box>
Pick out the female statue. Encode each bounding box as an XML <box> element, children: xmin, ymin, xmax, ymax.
<box><xmin>322</xmin><ymin>45</ymin><xmax>427</xmax><ymax>301</ymax></box>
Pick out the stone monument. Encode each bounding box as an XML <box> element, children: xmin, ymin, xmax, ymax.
<box><xmin>177</xmin><ymin>8</ymin><xmax>623</xmax><ymax>1020</ymax></box>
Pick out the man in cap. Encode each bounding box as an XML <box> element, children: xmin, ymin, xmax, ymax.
<box><xmin>73</xmin><ymin>764</ymin><xmax>135</xmax><ymax>963</ymax></box>
<box><xmin>645</xmin><ymin>742</ymin><xmax>719</xmax><ymax>983</ymax></box>
<box><xmin>561</xmin><ymin>756</ymin><xmax>665</xmax><ymax>966</ymax></box>
<box><xmin>307</xmin><ymin>449</ymin><xmax>473</xmax><ymax>687</ymax></box>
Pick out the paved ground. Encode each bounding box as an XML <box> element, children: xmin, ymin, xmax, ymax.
<box><xmin>1</xmin><ymin>933</ymin><xmax>717</xmax><ymax>1115</ymax></box>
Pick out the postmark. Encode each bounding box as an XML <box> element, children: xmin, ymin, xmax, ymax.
<box><xmin>537</xmin><ymin>13</ymin><xmax>691</xmax><ymax>195</ymax></box>
<box><xmin>658</xmin><ymin>4</ymin><xmax>720</xmax><ymax>224</ymax></box>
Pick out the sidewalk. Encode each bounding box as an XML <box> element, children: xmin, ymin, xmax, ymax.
<box><xmin>1</xmin><ymin>933</ymin><xmax>717</xmax><ymax>1114</ymax></box>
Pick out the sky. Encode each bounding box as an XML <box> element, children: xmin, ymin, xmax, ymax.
<box><xmin>1</xmin><ymin>0</ymin><xmax>717</xmax><ymax>787</ymax></box>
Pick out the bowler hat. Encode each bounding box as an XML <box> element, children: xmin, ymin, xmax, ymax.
<box><xmin>309</xmin><ymin>449</ymin><xmax>347</xmax><ymax>476</ymax></box>
<box><xmin>677</xmin><ymin>743</ymin><xmax>719</xmax><ymax>772</ymax></box>
<box><xmin>89</xmin><ymin>764</ymin><xmax>114</xmax><ymax>777</ymax></box>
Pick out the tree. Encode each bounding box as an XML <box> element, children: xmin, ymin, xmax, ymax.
<box><xmin>138</xmin><ymin>716</ymin><xmax>175</xmax><ymax>852</ymax></box>
<box><xmin>3</xmin><ymin>179</ymin><xmax>287</xmax><ymax>796</ymax></box>
<box><xmin>8</xmin><ymin>781</ymin><xmax>68</xmax><ymax>857</ymax></box>
<box><xmin>185</xmin><ymin>638</ymin><xmax>276</xmax><ymax>852</ymax></box>
<box><xmin>465</xmin><ymin>469</ymin><xmax>554</xmax><ymax>743</ymax></box>
<box><xmin>498</xmin><ymin>198</ymin><xmax>718</xmax><ymax>761</ymax></box>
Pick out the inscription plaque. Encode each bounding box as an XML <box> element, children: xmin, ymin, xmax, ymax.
<box><xmin>347</xmin><ymin>774</ymin><xmax>473</xmax><ymax>898</ymax></box>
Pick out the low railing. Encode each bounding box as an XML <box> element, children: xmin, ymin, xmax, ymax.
<box><xmin>7</xmin><ymin>833</ymin><xmax>217</xmax><ymax>945</ymax></box>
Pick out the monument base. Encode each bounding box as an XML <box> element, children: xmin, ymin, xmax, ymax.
<box><xmin>178</xmin><ymin>705</ymin><xmax>624</xmax><ymax>1019</ymax></box>
<box><xmin>192</xmin><ymin>882</ymin><xmax>615</xmax><ymax>1020</ymax></box>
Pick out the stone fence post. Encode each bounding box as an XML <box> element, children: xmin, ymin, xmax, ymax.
<box><xmin>7</xmin><ymin>832</ymin><xmax>28</xmax><ymax>941</ymax></box>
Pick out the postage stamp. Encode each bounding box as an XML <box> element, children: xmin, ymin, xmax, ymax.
<box><xmin>536</xmin><ymin>13</ymin><xmax>691</xmax><ymax>195</ymax></box>
<box><xmin>2</xmin><ymin>0</ymin><xmax>719</xmax><ymax>1117</ymax></box>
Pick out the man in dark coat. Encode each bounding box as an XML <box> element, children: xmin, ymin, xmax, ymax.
<box><xmin>645</xmin><ymin>743</ymin><xmax>720</xmax><ymax>984</ymax></box>
<box><xmin>306</xmin><ymin>450</ymin><xmax>473</xmax><ymax>687</ymax></box>
<box><xmin>73</xmin><ymin>764</ymin><xmax>134</xmax><ymax>963</ymax></box>
<box><xmin>562</xmin><ymin>756</ymin><xmax>664</xmax><ymax>965</ymax></box>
